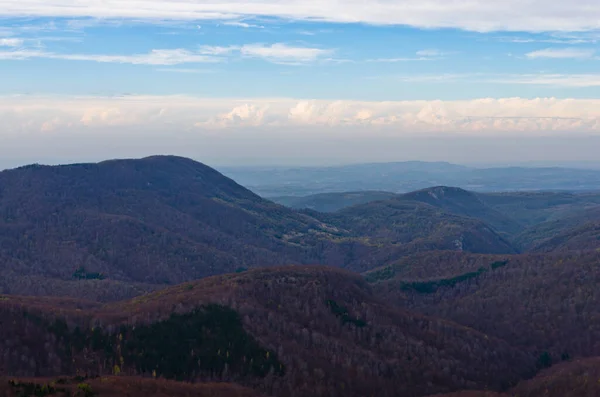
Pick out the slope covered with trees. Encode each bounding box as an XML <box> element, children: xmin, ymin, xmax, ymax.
<box><xmin>0</xmin><ymin>266</ymin><xmax>537</xmax><ymax>397</ymax></box>
<box><xmin>375</xmin><ymin>251</ymin><xmax>600</xmax><ymax>361</ymax></box>
<box><xmin>0</xmin><ymin>157</ymin><xmax>519</xmax><ymax>299</ymax></box>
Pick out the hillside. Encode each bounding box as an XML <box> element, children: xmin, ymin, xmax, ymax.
<box><xmin>528</xmin><ymin>221</ymin><xmax>600</xmax><ymax>253</ymax></box>
<box><xmin>399</xmin><ymin>187</ymin><xmax>523</xmax><ymax>236</ymax></box>
<box><xmin>377</xmin><ymin>251</ymin><xmax>600</xmax><ymax>360</ymax></box>
<box><xmin>513</xmin><ymin>206</ymin><xmax>600</xmax><ymax>252</ymax></box>
<box><xmin>478</xmin><ymin>192</ymin><xmax>600</xmax><ymax>228</ymax></box>
<box><xmin>0</xmin><ymin>376</ymin><xmax>264</xmax><ymax>397</ymax></box>
<box><xmin>271</xmin><ymin>191</ymin><xmax>397</xmax><ymax>212</ymax></box>
<box><xmin>0</xmin><ymin>157</ymin><xmax>521</xmax><ymax>300</ymax></box>
<box><xmin>510</xmin><ymin>357</ymin><xmax>600</xmax><ymax>397</ymax></box>
<box><xmin>364</xmin><ymin>251</ymin><xmax>511</xmax><ymax>283</ymax></box>
<box><xmin>0</xmin><ymin>266</ymin><xmax>537</xmax><ymax>397</ymax></box>
<box><xmin>0</xmin><ymin>156</ymin><xmax>353</xmax><ymax>288</ymax></box>
<box><xmin>325</xmin><ymin>199</ymin><xmax>516</xmax><ymax>271</ymax></box>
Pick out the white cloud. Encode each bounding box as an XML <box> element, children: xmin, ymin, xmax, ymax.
<box><xmin>2</xmin><ymin>95</ymin><xmax>600</xmax><ymax>134</ymax></box>
<box><xmin>368</xmin><ymin>57</ymin><xmax>432</xmax><ymax>63</ymax></box>
<box><xmin>2</xmin><ymin>1</ymin><xmax>599</xmax><ymax>32</ymax></box>
<box><xmin>239</xmin><ymin>43</ymin><xmax>332</xmax><ymax>64</ymax></box>
<box><xmin>198</xmin><ymin>45</ymin><xmax>240</xmax><ymax>55</ymax></box>
<box><xmin>0</xmin><ymin>48</ymin><xmax>221</xmax><ymax>64</ymax></box>
<box><xmin>488</xmin><ymin>74</ymin><xmax>600</xmax><ymax>88</ymax></box>
<box><xmin>384</xmin><ymin>73</ymin><xmax>600</xmax><ymax>88</ymax></box>
<box><xmin>0</xmin><ymin>38</ymin><xmax>24</xmax><ymax>47</ymax></box>
<box><xmin>416</xmin><ymin>49</ymin><xmax>446</xmax><ymax>57</ymax></box>
<box><xmin>156</xmin><ymin>68</ymin><xmax>216</xmax><ymax>73</ymax></box>
<box><xmin>0</xmin><ymin>42</ymin><xmax>332</xmax><ymax>65</ymax></box>
<box><xmin>525</xmin><ymin>48</ymin><xmax>596</xmax><ymax>59</ymax></box>
<box><xmin>223</xmin><ymin>21</ymin><xmax>264</xmax><ymax>29</ymax></box>
<box><xmin>368</xmin><ymin>50</ymin><xmax>441</xmax><ymax>63</ymax></box>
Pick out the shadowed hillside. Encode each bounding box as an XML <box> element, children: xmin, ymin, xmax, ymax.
<box><xmin>399</xmin><ymin>187</ymin><xmax>523</xmax><ymax>236</ymax></box>
<box><xmin>0</xmin><ymin>376</ymin><xmax>264</xmax><ymax>397</ymax></box>
<box><xmin>510</xmin><ymin>357</ymin><xmax>600</xmax><ymax>397</ymax></box>
<box><xmin>377</xmin><ymin>251</ymin><xmax>600</xmax><ymax>361</ymax></box>
<box><xmin>323</xmin><ymin>199</ymin><xmax>516</xmax><ymax>272</ymax></box>
<box><xmin>271</xmin><ymin>191</ymin><xmax>397</xmax><ymax>212</ymax></box>
<box><xmin>0</xmin><ymin>266</ymin><xmax>536</xmax><ymax>397</ymax></box>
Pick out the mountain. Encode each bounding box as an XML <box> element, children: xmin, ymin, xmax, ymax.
<box><xmin>0</xmin><ymin>156</ymin><xmax>352</xmax><ymax>289</ymax></box>
<box><xmin>398</xmin><ymin>187</ymin><xmax>523</xmax><ymax>236</ymax></box>
<box><xmin>527</xmin><ymin>220</ymin><xmax>600</xmax><ymax>253</ymax></box>
<box><xmin>478</xmin><ymin>191</ymin><xmax>600</xmax><ymax>228</ymax></box>
<box><xmin>271</xmin><ymin>191</ymin><xmax>397</xmax><ymax>212</ymax></box>
<box><xmin>0</xmin><ymin>157</ymin><xmax>521</xmax><ymax>300</ymax></box>
<box><xmin>324</xmin><ymin>199</ymin><xmax>516</xmax><ymax>271</ymax></box>
<box><xmin>513</xmin><ymin>205</ymin><xmax>600</xmax><ymax>252</ymax></box>
<box><xmin>364</xmin><ymin>251</ymin><xmax>511</xmax><ymax>283</ymax></box>
<box><xmin>378</xmin><ymin>251</ymin><xmax>600</xmax><ymax>360</ymax></box>
<box><xmin>0</xmin><ymin>266</ymin><xmax>537</xmax><ymax>397</ymax></box>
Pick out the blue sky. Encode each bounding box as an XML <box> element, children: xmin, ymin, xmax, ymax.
<box><xmin>1</xmin><ymin>15</ymin><xmax>600</xmax><ymax>100</ymax></box>
<box><xmin>0</xmin><ymin>1</ymin><xmax>599</xmax><ymax>167</ymax></box>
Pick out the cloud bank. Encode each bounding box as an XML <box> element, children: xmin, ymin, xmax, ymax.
<box><xmin>2</xmin><ymin>95</ymin><xmax>600</xmax><ymax>135</ymax></box>
<box><xmin>525</xmin><ymin>48</ymin><xmax>597</xmax><ymax>59</ymax></box>
<box><xmin>1</xmin><ymin>1</ymin><xmax>600</xmax><ymax>32</ymax></box>
<box><xmin>0</xmin><ymin>43</ymin><xmax>332</xmax><ymax>65</ymax></box>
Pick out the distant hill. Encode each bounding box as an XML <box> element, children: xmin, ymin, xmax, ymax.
<box><xmin>478</xmin><ymin>191</ymin><xmax>600</xmax><ymax>228</ymax></box>
<box><xmin>220</xmin><ymin>162</ymin><xmax>600</xmax><ymax>197</ymax></box>
<box><xmin>364</xmin><ymin>251</ymin><xmax>511</xmax><ymax>284</ymax></box>
<box><xmin>0</xmin><ymin>266</ymin><xmax>536</xmax><ymax>397</ymax></box>
<box><xmin>271</xmin><ymin>191</ymin><xmax>397</xmax><ymax>212</ymax></box>
<box><xmin>513</xmin><ymin>205</ymin><xmax>600</xmax><ymax>252</ymax></box>
<box><xmin>326</xmin><ymin>199</ymin><xmax>517</xmax><ymax>270</ymax></box>
<box><xmin>398</xmin><ymin>187</ymin><xmax>523</xmax><ymax>236</ymax></box>
<box><xmin>526</xmin><ymin>220</ymin><xmax>600</xmax><ymax>253</ymax></box>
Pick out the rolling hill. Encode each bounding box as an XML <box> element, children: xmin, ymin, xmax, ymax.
<box><xmin>326</xmin><ymin>198</ymin><xmax>516</xmax><ymax>270</ymax></box>
<box><xmin>376</xmin><ymin>251</ymin><xmax>600</xmax><ymax>360</ymax></box>
<box><xmin>0</xmin><ymin>376</ymin><xmax>264</xmax><ymax>397</ymax></box>
<box><xmin>271</xmin><ymin>191</ymin><xmax>397</xmax><ymax>212</ymax></box>
<box><xmin>0</xmin><ymin>157</ymin><xmax>519</xmax><ymax>299</ymax></box>
<box><xmin>0</xmin><ymin>266</ymin><xmax>537</xmax><ymax>397</ymax></box>
<box><xmin>513</xmin><ymin>206</ymin><xmax>600</xmax><ymax>252</ymax></box>
<box><xmin>0</xmin><ymin>156</ymin><xmax>350</xmax><ymax>287</ymax></box>
<box><xmin>398</xmin><ymin>187</ymin><xmax>523</xmax><ymax>236</ymax></box>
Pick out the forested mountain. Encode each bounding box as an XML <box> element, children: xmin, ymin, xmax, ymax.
<box><xmin>0</xmin><ymin>157</ymin><xmax>517</xmax><ymax>299</ymax></box>
<box><xmin>376</xmin><ymin>251</ymin><xmax>600</xmax><ymax>359</ymax></box>
<box><xmin>0</xmin><ymin>376</ymin><xmax>264</xmax><ymax>397</ymax></box>
<box><xmin>399</xmin><ymin>187</ymin><xmax>523</xmax><ymax>236</ymax></box>
<box><xmin>0</xmin><ymin>266</ymin><xmax>537</xmax><ymax>397</ymax></box>
<box><xmin>271</xmin><ymin>191</ymin><xmax>397</xmax><ymax>212</ymax></box>
<box><xmin>327</xmin><ymin>198</ymin><xmax>517</xmax><ymax>268</ymax></box>
<box><xmin>0</xmin><ymin>156</ymin><xmax>351</xmax><ymax>287</ymax></box>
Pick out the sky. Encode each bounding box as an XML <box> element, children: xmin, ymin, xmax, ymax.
<box><xmin>1</xmin><ymin>1</ymin><xmax>600</xmax><ymax>168</ymax></box>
